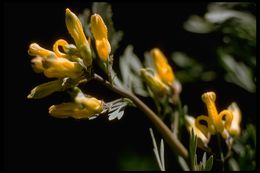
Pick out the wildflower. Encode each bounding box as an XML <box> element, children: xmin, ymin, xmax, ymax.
<box><xmin>150</xmin><ymin>48</ymin><xmax>175</xmax><ymax>85</ymax></box>
<box><xmin>185</xmin><ymin>115</ymin><xmax>210</xmax><ymax>147</ymax></box>
<box><xmin>42</xmin><ymin>57</ymin><xmax>83</xmax><ymax>79</ymax></box>
<box><xmin>75</xmin><ymin>93</ymin><xmax>103</xmax><ymax>113</ymax></box>
<box><xmin>227</xmin><ymin>102</ymin><xmax>242</xmax><ymax>137</ymax></box>
<box><xmin>27</xmin><ymin>79</ymin><xmax>64</xmax><ymax>99</ymax></box>
<box><xmin>140</xmin><ymin>68</ymin><xmax>170</xmax><ymax>96</ymax></box>
<box><xmin>90</xmin><ymin>14</ymin><xmax>111</xmax><ymax>61</ymax></box>
<box><xmin>28</xmin><ymin>43</ymin><xmax>84</xmax><ymax>79</ymax></box>
<box><xmin>49</xmin><ymin>95</ymin><xmax>103</xmax><ymax>119</ymax></box>
<box><xmin>65</xmin><ymin>8</ymin><xmax>92</xmax><ymax>67</ymax></box>
<box><xmin>195</xmin><ymin>91</ymin><xmax>233</xmax><ymax>139</ymax></box>
<box><xmin>31</xmin><ymin>56</ymin><xmax>44</xmax><ymax>73</ymax></box>
<box><xmin>28</xmin><ymin>43</ymin><xmax>54</xmax><ymax>58</ymax></box>
<box><xmin>53</xmin><ymin>39</ymin><xmax>70</xmax><ymax>57</ymax></box>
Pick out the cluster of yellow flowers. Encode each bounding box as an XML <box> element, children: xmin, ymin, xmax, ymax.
<box><xmin>28</xmin><ymin>8</ymin><xmax>111</xmax><ymax>119</ymax></box>
<box><xmin>27</xmin><ymin>7</ymin><xmax>241</xmax><ymax>145</ymax></box>
<box><xmin>138</xmin><ymin>47</ymin><xmax>241</xmax><ymax>145</ymax></box>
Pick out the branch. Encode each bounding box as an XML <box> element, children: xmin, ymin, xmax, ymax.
<box><xmin>93</xmin><ymin>73</ymin><xmax>189</xmax><ymax>159</ymax></box>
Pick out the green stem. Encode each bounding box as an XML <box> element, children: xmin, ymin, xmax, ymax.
<box><xmin>217</xmin><ymin>134</ymin><xmax>225</xmax><ymax>171</ymax></box>
<box><xmin>93</xmin><ymin>73</ymin><xmax>189</xmax><ymax>160</ymax></box>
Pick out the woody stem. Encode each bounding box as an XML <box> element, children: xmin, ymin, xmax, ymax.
<box><xmin>93</xmin><ymin>73</ymin><xmax>188</xmax><ymax>159</ymax></box>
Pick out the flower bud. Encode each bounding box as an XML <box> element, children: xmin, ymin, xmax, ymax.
<box><xmin>28</xmin><ymin>43</ymin><xmax>54</xmax><ymax>58</ymax></box>
<box><xmin>90</xmin><ymin>14</ymin><xmax>111</xmax><ymax>61</ymax></box>
<box><xmin>227</xmin><ymin>102</ymin><xmax>241</xmax><ymax>137</ymax></box>
<box><xmin>150</xmin><ymin>48</ymin><xmax>174</xmax><ymax>85</ymax></box>
<box><xmin>75</xmin><ymin>91</ymin><xmax>103</xmax><ymax>113</ymax></box>
<box><xmin>140</xmin><ymin>68</ymin><xmax>170</xmax><ymax>96</ymax></box>
<box><xmin>65</xmin><ymin>8</ymin><xmax>92</xmax><ymax>66</ymax></box>
<box><xmin>27</xmin><ymin>80</ymin><xmax>63</xmax><ymax>99</ymax></box>
<box><xmin>49</xmin><ymin>102</ymin><xmax>95</xmax><ymax>119</ymax></box>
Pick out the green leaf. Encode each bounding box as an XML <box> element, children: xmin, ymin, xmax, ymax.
<box><xmin>178</xmin><ymin>156</ymin><xmax>190</xmax><ymax>171</ymax></box>
<box><xmin>218</xmin><ymin>50</ymin><xmax>255</xmax><ymax>92</ymax></box>
<box><xmin>107</xmin><ymin>99</ymin><xmax>129</xmax><ymax>120</ymax></box>
<box><xmin>228</xmin><ymin>158</ymin><xmax>240</xmax><ymax>171</ymax></box>
<box><xmin>183</xmin><ymin>15</ymin><xmax>215</xmax><ymax>33</ymax></box>
<box><xmin>119</xmin><ymin>45</ymin><xmax>148</xmax><ymax>96</ymax></box>
<box><xmin>189</xmin><ymin>129</ymin><xmax>198</xmax><ymax>170</ymax></box>
<box><xmin>149</xmin><ymin>128</ymin><xmax>165</xmax><ymax>171</ymax></box>
<box><xmin>78</xmin><ymin>9</ymin><xmax>92</xmax><ymax>38</ymax></box>
<box><xmin>204</xmin><ymin>155</ymin><xmax>214</xmax><ymax>171</ymax></box>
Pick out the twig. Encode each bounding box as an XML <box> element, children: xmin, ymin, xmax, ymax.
<box><xmin>93</xmin><ymin>73</ymin><xmax>189</xmax><ymax>159</ymax></box>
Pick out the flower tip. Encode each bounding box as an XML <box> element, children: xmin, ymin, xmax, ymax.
<box><xmin>27</xmin><ymin>94</ymin><xmax>33</xmax><ymax>99</ymax></box>
<box><xmin>65</xmin><ymin>8</ymin><xmax>71</xmax><ymax>15</ymax></box>
<box><xmin>201</xmin><ymin>91</ymin><xmax>216</xmax><ymax>103</ymax></box>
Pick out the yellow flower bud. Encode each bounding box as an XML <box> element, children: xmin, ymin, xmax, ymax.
<box><xmin>140</xmin><ymin>68</ymin><xmax>170</xmax><ymax>96</ymax></box>
<box><xmin>90</xmin><ymin>14</ymin><xmax>111</xmax><ymax>61</ymax></box>
<box><xmin>75</xmin><ymin>93</ymin><xmax>103</xmax><ymax>113</ymax></box>
<box><xmin>49</xmin><ymin>103</ymin><xmax>96</xmax><ymax>119</ymax></box>
<box><xmin>65</xmin><ymin>8</ymin><xmax>92</xmax><ymax>66</ymax></box>
<box><xmin>27</xmin><ymin>80</ymin><xmax>63</xmax><ymax>99</ymax></box>
<box><xmin>42</xmin><ymin>57</ymin><xmax>83</xmax><ymax>79</ymax></box>
<box><xmin>227</xmin><ymin>102</ymin><xmax>241</xmax><ymax>137</ymax></box>
<box><xmin>28</xmin><ymin>43</ymin><xmax>54</xmax><ymax>58</ymax></box>
<box><xmin>150</xmin><ymin>48</ymin><xmax>174</xmax><ymax>85</ymax></box>
<box><xmin>49</xmin><ymin>95</ymin><xmax>103</xmax><ymax>119</ymax></box>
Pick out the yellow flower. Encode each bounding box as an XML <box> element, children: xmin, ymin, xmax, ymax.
<box><xmin>75</xmin><ymin>92</ymin><xmax>103</xmax><ymax>113</ymax></box>
<box><xmin>48</xmin><ymin>96</ymin><xmax>103</xmax><ymax>119</ymax></box>
<box><xmin>65</xmin><ymin>8</ymin><xmax>92</xmax><ymax>66</ymax></box>
<box><xmin>195</xmin><ymin>92</ymin><xmax>233</xmax><ymax>139</ymax></box>
<box><xmin>185</xmin><ymin>115</ymin><xmax>210</xmax><ymax>147</ymax></box>
<box><xmin>150</xmin><ymin>48</ymin><xmax>175</xmax><ymax>85</ymax></box>
<box><xmin>90</xmin><ymin>14</ymin><xmax>111</xmax><ymax>61</ymax></box>
<box><xmin>42</xmin><ymin>57</ymin><xmax>83</xmax><ymax>79</ymax></box>
<box><xmin>28</xmin><ymin>43</ymin><xmax>55</xmax><ymax>58</ymax></box>
<box><xmin>49</xmin><ymin>103</ymin><xmax>94</xmax><ymax>119</ymax></box>
<box><xmin>28</xmin><ymin>43</ymin><xmax>83</xmax><ymax>79</ymax></box>
<box><xmin>227</xmin><ymin>102</ymin><xmax>242</xmax><ymax>137</ymax></box>
<box><xmin>27</xmin><ymin>79</ymin><xmax>63</xmax><ymax>99</ymax></box>
<box><xmin>53</xmin><ymin>39</ymin><xmax>69</xmax><ymax>57</ymax></box>
<box><xmin>140</xmin><ymin>68</ymin><xmax>170</xmax><ymax>96</ymax></box>
<box><xmin>31</xmin><ymin>56</ymin><xmax>44</xmax><ymax>73</ymax></box>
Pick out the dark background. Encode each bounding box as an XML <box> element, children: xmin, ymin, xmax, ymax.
<box><xmin>4</xmin><ymin>2</ymin><xmax>256</xmax><ymax>171</ymax></box>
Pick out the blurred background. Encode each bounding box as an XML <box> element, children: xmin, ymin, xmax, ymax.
<box><xmin>4</xmin><ymin>2</ymin><xmax>256</xmax><ymax>171</ymax></box>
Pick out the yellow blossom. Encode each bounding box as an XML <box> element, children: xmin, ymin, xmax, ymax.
<box><xmin>185</xmin><ymin>115</ymin><xmax>210</xmax><ymax>147</ymax></box>
<box><xmin>140</xmin><ymin>68</ymin><xmax>170</xmax><ymax>96</ymax></box>
<box><xmin>53</xmin><ymin>39</ymin><xmax>69</xmax><ymax>57</ymax></box>
<box><xmin>90</xmin><ymin>14</ymin><xmax>111</xmax><ymax>61</ymax></box>
<box><xmin>49</xmin><ymin>96</ymin><xmax>103</xmax><ymax>119</ymax></box>
<box><xmin>31</xmin><ymin>56</ymin><xmax>44</xmax><ymax>73</ymax></box>
<box><xmin>28</xmin><ymin>43</ymin><xmax>83</xmax><ymax>79</ymax></box>
<box><xmin>195</xmin><ymin>92</ymin><xmax>233</xmax><ymax>139</ymax></box>
<box><xmin>49</xmin><ymin>103</ymin><xmax>95</xmax><ymax>119</ymax></box>
<box><xmin>42</xmin><ymin>57</ymin><xmax>83</xmax><ymax>79</ymax></box>
<box><xmin>28</xmin><ymin>43</ymin><xmax>55</xmax><ymax>58</ymax></box>
<box><xmin>227</xmin><ymin>102</ymin><xmax>242</xmax><ymax>137</ymax></box>
<box><xmin>150</xmin><ymin>48</ymin><xmax>175</xmax><ymax>85</ymax></box>
<box><xmin>75</xmin><ymin>92</ymin><xmax>103</xmax><ymax>113</ymax></box>
<box><xmin>65</xmin><ymin>8</ymin><xmax>92</xmax><ymax>66</ymax></box>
